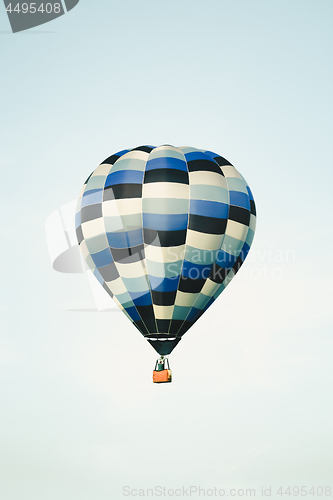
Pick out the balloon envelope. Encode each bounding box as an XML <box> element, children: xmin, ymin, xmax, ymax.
<box><xmin>76</xmin><ymin>146</ymin><xmax>256</xmax><ymax>355</ymax></box>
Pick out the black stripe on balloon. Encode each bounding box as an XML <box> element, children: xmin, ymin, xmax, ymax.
<box><xmin>228</xmin><ymin>206</ymin><xmax>250</xmax><ymax>226</ymax></box>
<box><xmin>178</xmin><ymin>320</ymin><xmax>193</xmax><ymax>336</ymax></box>
<box><xmin>80</xmin><ymin>204</ymin><xmax>103</xmax><ymax>223</ymax></box>
<box><xmin>98</xmin><ymin>262</ymin><xmax>119</xmax><ymax>282</ymax></box>
<box><xmin>140</xmin><ymin>315</ymin><xmax>158</xmax><ymax>333</ymax></box>
<box><xmin>135</xmin><ymin>304</ymin><xmax>155</xmax><ymax>321</ymax></box>
<box><xmin>250</xmin><ymin>199</ymin><xmax>256</xmax><ymax>216</ymax></box>
<box><xmin>168</xmin><ymin>319</ymin><xmax>192</xmax><ymax>336</ymax></box>
<box><xmin>133</xmin><ymin>320</ymin><xmax>150</xmax><ymax>335</ymax></box>
<box><xmin>156</xmin><ymin>319</ymin><xmax>171</xmax><ymax>333</ymax></box>
<box><xmin>110</xmin><ymin>245</ymin><xmax>145</xmax><ymax>264</ymax></box>
<box><xmin>103</xmin><ymin>184</ymin><xmax>142</xmax><ymax>200</ymax></box>
<box><xmin>186</xmin><ymin>159</ymin><xmax>222</xmax><ymax>175</ymax></box>
<box><xmin>76</xmin><ymin>226</ymin><xmax>84</xmax><ymax>245</ymax></box>
<box><xmin>232</xmin><ymin>256</ymin><xmax>244</xmax><ymax>273</ymax></box>
<box><xmin>143</xmin><ymin>228</ymin><xmax>187</xmax><ymax>247</ymax></box>
<box><xmin>213</xmin><ymin>156</ymin><xmax>233</xmax><ymax>167</ymax></box>
<box><xmin>209</xmin><ymin>262</ymin><xmax>230</xmax><ymax>285</ymax></box>
<box><xmin>188</xmin><ymin>214</ymin><xmax>227</xmax><ymax>235</ymax></box>
<box><xmin>101</xmin><ymin>154</ymin><xmax>120</xmax><ymax>165</ymax></box>
<box><xmin>178</xmin><ymin>276</ymin><xmax>206</xmax><ymax>293</ymax></box>
<box><xmin>209</xmin><ymin>263</ymin><xmax>229</xmax><ymax>284</ymax></box>
<box><xmin>144</xmin><ymin>168</ymin><xmax>189</xmax><ymax>184</ymax></box>
<box><xmin>132</xmin><ymin>146</ymin><xmax>154</xmax><ymax>153</ymax></box>
<box><xmin>168</xmin><ymin>319</ymin><xmax>184</xmax><ymax>335</ymax></box>
<box><xmin>151</xmin><ymin>290</ymin><xmax>177</xmax><ymax>306</ymax></box>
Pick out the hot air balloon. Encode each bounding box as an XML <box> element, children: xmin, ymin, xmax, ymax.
<box><xmin>75</xmin><ymin>145</ymin><xmax>256</xmax><ymax>383</ymax></box>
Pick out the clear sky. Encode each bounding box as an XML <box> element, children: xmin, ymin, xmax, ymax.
<box><xmin>0</xmin><ymin>1</ymin><xmax>333</xmax><ymax>499</ymax></box>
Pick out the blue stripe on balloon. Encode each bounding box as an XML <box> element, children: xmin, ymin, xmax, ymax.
<box><xmin>124</xmin><ymin>305</ymin><xmax>141</xmax><ymax>321</ymax></box>
<box><xmin>190</xmin><ymin>199</ymin><xmax>229</xmax><ymax>219</ymax></box>
<box><xmin>204</xmin><ymin>297</ymin><xmax>215</xmax><ymax>311</ymax></box>
<box><xmin>105</xmin><ymin>170</ymin><xmax>144</xmax><ymax>187</ymax></box>
<box><xmin>181</xmin><ymin>260</ymin><xmax>212</xmax><ymax>280</ymax></box>
<box><xmin>239</xmin><ymin>242</ymin><xmax>250</xmax><ymax>261</ymax></box>
<box><xmin>184</xmin><ymin>151</ymin><xmax>213</xmax><ymax>161</ymax></box>
<box><xmin>81</xmin><ymin>190</ymin><xmax>103</xmax><ymax>207</ymax></box>
<box><xmin>246</xmin><ymin>185</ymin><xmax>254</xmax><ymax>201</ymax></box>
<box><xmin>75</xmin><ymin>212</ymin><xmax>81</xmax><ymax>229</ymax></box>
<box><xmin>93</xmin><ymin>267</ymin><xmax>104</xmax><ymax>285</ymax></box>
<box><xmin>229</xmin><ymin>191</ymin><xmax>250</xmax><ymax>210</ymax></box>
<box><xmin>143</xmin><ymin>213</ymin><xmax>188</xmax><ymax>231</ymax></box>
<box><xmin>83</xmin><ymin>188</ymin><xmax>103</xmax><ymax>197</ymax></box>
<box><xmin>145</xmin><ymin>157</ymin><xmax>188</xmax><ymax>171</ymax></box>
<box><xmin>201</xmin><ymin>150</ymin><xmax>219</xmax><ymax>160</ymax></box>
<box><xmin>186</xmin><ymin>307</ymin><xmax>202</xmax><ymax>322</ymax></box>
<box><xmin>149</xmin><ymin>276</ymin><xmax>180</xmax><ymax>292</ymax></box>
<box><xmin>91</xmin><ymin>248</ymin><xmax>113</xmax><ymax>268</ymax></box>
<box><xmin>129</xmin><ymin>291</ymin><xmax>152</xmax><ymax>306</ymax></box>
<box><xmin>114</xmin><ymin>149</ymin><xmax>130</xmax><ymax>157</ymax></box>
<box><xmin>107</xmin><ymin>228</ymin><xmax>143</xmax><ymax>249</ymax></box>
<box><xmin>215</xmin><ymin>250</ymin><xmax>237</xmax><ymax>269</ymax></box>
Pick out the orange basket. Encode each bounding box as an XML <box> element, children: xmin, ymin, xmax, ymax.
<box><xmin>153</xmin><ymin>358</ymin><xmax>172</xmax><ymax>383</ymax></box>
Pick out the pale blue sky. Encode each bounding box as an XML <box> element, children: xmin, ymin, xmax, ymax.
<box><xmin>0</xmin><ymin>1</ymin><xmax>333</xmax><ymax>499</ymax></box>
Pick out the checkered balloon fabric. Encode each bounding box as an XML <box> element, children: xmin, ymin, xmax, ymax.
<box><xmin>76</xmin><ymin>146</ymin><xmax>256</xmax><ymax>355</ymax></box>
